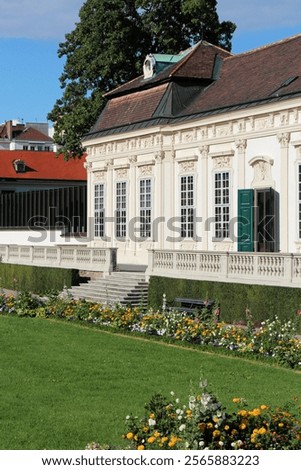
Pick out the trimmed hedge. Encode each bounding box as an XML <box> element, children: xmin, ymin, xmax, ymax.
<box><xmin>148</xmin><ymin>276</ymin><xmax>301</xmax><ymax>325</ymax></box>
<box><xmin>0</xmin><ymin>263</ymin><xmax>81</xmax><ymax>294</ymax></box>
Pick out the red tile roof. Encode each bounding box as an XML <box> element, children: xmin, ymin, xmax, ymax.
<box><xmin>0</xmin><ymin>151</ymin><xmax>87</xmax><ymax>181</ymax></box>
<box><xmin>14</xmin><ymin>127</ymin><xmax>53</xmax><ymax>142</ymax></box>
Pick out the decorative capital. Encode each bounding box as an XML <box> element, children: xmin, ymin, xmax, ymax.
<box><xmin>129</xmin><ymin>155</ymin><xmax>137</xmax><ymax>166</ymax></box>
<box><xmin>199</xmin><ymin>145</ymin><xmax>209</xmax><ymax>157</ymax></box>
<box><xmin>154</xmin><ymin>151</ymin><xmax>165</xmax><ymax>162</ymax></box>
<box><xmin>277</xmin><ymin>132</ymin><xmax>290</xmax><ymax>147</ymax></box>
<box><xmin>84</xmin><ymin>161</ymin><xmax>92</xmax><ymax>170</ymax></box>
<box><xmin>235</xmin><ymin>139</ymin><xmax>247</xmax><ymax>153</ymax></box>
<box><xmin>105</xmin><ymin>158</ymin><xmax>114</xmax><ymax>168</ymax></box>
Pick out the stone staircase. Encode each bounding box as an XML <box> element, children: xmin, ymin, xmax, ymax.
<box><xmin>69</xmin><ymin>271</ymin><xmax>149</xmax><ymax>307</ymax></box>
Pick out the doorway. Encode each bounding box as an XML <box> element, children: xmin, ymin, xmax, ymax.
<box><xmin>238</xmin><ymin>188</ymin><xmax>279</xmax><ymax>252</ymax></box>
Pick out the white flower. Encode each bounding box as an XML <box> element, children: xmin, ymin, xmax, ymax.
<box><xmin>179</xmin><ymin>424</ymin><xmax>186</xmax><ymax>432</ymax></box>
<box><xmin>148</xmin><ymin>418</ymin><xmax>156</xmax><ymax>426</ymax></box>
<box><xmin>199</xmin><ymin>441</ymin><xmax>205</xmax><ymax>447</ymax></box>
<box><xmin>219</xmin><ymin>441</ymin><xmax>224</xmax><ymax>447</ymax></box>
<box><xmin>170</xmin><ymin>391</ymin><xmax>175</xmax><ymax>396</ymax></box>
<box><xmin>189</xmin><ymin>396</ymin><xmax>196</xmax><ymax>410</ymax></box>
<box><xmin>176</xmin><ymin>398</ymin><xmax>180</xmax><ymax>404</ymax></box>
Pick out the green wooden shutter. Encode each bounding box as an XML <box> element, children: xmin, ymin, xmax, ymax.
<box><xmin>238</xmin><ymin>189</ymin><xmax>254</xmax><ymax>252</ymax></box>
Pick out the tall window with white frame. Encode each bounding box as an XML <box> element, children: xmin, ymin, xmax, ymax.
<box><xmin>140</xmin><ymin>178</ymin><xmax>152</xmax><ymax>238</ymax></box>
<box><xmin>299</xmin><ymin>164</ymin><xmax>301</xmax><ymax>239</ymax></box>
<box><xmin>116</xmin><ymin>181</ymin><xmax>127</xmax><ymax>238</ymax></box>
<box><xmin>214</xmin><ymin>171</ymin><xmax>230</xmax><ymax>239</ymax></box>
<box><xmin>180</xmin><ymin>175</ymin><xmax>194</xmax><ymax>238</ymax></box>
<box><xmin>94</xmin><ymin>183</ymin><xmax>105</xmax><ymax>238</ymax></box>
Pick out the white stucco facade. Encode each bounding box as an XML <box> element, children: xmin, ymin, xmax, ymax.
<box><xmin>84</xmin><ymin>96</ymin><xmax>301</xmax><ymax>267</ymax></box>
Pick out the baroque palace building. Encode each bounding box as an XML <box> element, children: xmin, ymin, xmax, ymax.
<box><xmin>83</xmin><ymin>35</ymin><xmax>301</xmax><ymax>273</ymax></box>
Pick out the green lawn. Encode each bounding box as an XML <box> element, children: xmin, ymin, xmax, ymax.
<box><xmin>0</xmin><ymin>316</ymin><xmax>300</xmax><ymax>449</ymax></box>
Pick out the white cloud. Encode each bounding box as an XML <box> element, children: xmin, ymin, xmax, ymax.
<box><xmin>0</xmin><ymin>0</ymin><xmax>84</xmax><ymax>40</ymax></box>
<box><xmin>218</xmin><ymin>0</ymin><xmax>301</xmax><ymax>32</ymax></box>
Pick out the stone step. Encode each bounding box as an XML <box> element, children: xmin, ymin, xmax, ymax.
<box><xmin>69</xmin><ymin>270</ymin><xmax>149</xmax><ymax>306</ymax></box>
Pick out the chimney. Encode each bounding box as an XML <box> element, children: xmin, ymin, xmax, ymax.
<box><xmin>6</xmin><ymin>120</ymin><xmax>13</xmax><ymax>140</ymax></box>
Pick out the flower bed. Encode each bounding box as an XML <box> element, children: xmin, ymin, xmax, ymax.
<box><xmin>0</xmin><ymin>291</ymin><xmax>300</xmax><ymax>369</ymax></box>
<box><xmin>122</xmin><ymin>379</ymin><xmax>301</xmax><ymax>450</ymax></box>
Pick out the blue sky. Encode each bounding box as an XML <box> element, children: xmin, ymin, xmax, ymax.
<box><xmin>0</xmin><ymin>0</ymin><xmax>301</xmax><ymax>125</ymax></box>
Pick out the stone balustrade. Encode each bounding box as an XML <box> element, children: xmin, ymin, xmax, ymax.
<box><xmin>146</xmin><ymin>249</ymin><xmax>301</xmax><ymax>288</ymax></box>
<box><xmin>0</xmin><ymin>245</ymin><xmax>117</xmax><ymax>274</ymax></box>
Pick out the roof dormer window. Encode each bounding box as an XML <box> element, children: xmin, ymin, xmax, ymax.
<box><xmin>143</xmin><ymin>54</ymin><xmax>156</xmax><ymax>79</ymax></box>
<box><xmin>13</xmin><ymin>159</ymin><xmax>26</xmax><ymax>173</ymax></box>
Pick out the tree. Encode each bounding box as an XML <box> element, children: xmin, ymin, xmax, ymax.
<box><xmin>48</xmin><ymin>0</ymin><xmax>236</xmax><ymax>158</ymax></box>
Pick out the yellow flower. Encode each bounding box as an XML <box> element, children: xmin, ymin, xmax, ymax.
<box><xmin>137</xmin><ymin>445</ymin><xmax>145</xmax><ymax>450</ymax></box>
<box><xmin>224</xmin><ymin>425</ymin><xmax>230</xmax><ymax>431</ymax></box>
<box><xmin>147</xmin><ymin>436</ymin><xmax>156</xmax><ymax>444</ymax></box>
<box><xmin>126</xmin><ymin>432</ymin><xmax>134</xmax><ymax>440</ymax></box>
<box><xmin>154</xmin><ymin>431</ymin><xmax>161</xmax><ymax>438</ymax></box>
<box><xmin>251</xmin><ymin>408</ymin><xmax>261</xmax><ymax>417</ymax></box>
<box><xmin>213</xmin><ymin>430</ymin><xmax>221</xmax><ymax>438</ymax></box>
<box><xmin>161</xmin><ymin>437</ymin><xmax>168</xmax><ymax>443</ymax></box>
<box><xmin>278</xmin><ymin>423</ymin><xmax>284</xmax><ymax>428</ymax></box>
<box><xmin>260</xmin><ymin>405</ymin><xmax>268</xmax><ymax>410</ymax></box>
<box><xmin>207</xmin><ymin>422</ymin><xmax>213</xmax><ymax>429</ymax></box>
<box><xmin>239</xmin><ymin>423</ymin><xmax>247</xmax><ymax>430</ymax></box>
<box><xmin>149</xmin><ymin>413</ymin><xmax>155</xmax><ymax>419</ymax></box>
<box><xmin>232</xmin><ymin>398</ymin><xmax>240</xmax><ymax>403</ymax></box>
<box><xmin>168</xmin><ymin>435</ymin><xmax>181</xmax><ymax>448</ymax></box>
<box><xmin>258</xmin><ymin>427</ymin><xmax>267</xmax><ymax>435</ymax></box>
<box><xmin>238</xmin><ymin>409</ymin><xmax>248</xmax><ymax>417</ymax></box>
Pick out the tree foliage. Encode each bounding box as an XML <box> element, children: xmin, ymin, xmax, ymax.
<box><xmin>48</xmin><ymin>0</ymin><xmax>236</xmax><ymax>158</ymax></box>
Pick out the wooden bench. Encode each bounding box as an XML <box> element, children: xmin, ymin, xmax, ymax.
<box><xmin>173</xmin><ymin>297</ymin><xmax>215</xmax><ymax>317</ymax></box>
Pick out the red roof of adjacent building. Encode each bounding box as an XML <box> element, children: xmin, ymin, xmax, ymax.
<box><xmin>0</xmin><ymin>151</ymin><xmax>87</xmax><ymax>181</ymax></box>
<box><xmin>14</xmin><ymin>127</ymin><xmax>53</xmax><ymax>142</ymax></box>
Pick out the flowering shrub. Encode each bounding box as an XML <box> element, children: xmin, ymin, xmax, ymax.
<box><xmin>123</xmin><ymin>379</ymin><xmax>301</xmax><ymax>450</ymax></box>
<box><xmin>0</xmin><ymin>291</ymin><xmax>300</xmax><ymax>369</ymax></box>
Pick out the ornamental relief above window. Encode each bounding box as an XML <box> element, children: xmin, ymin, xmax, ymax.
<box><xmin>179</xmin><ymin>161</ymin><xmax>196</xmax><ymax>173</ymax></box>
<box><xmin>211</xmin><ymin>155</ymin><xmax>233</xmax><ymax>170</ymax></box>
<box><xmin>139</xmin><ymin>165</ymin><xmax>153</xmax><ymax>177</ymax></box>
<box><xmin>249</xmin><ymin>156</ymin><xmax>274</xmax><ymax>188</ymax></box>
<box><xmin>93</xmin><ymin>171</ymin><xmax>106</xmax><ymax>182</ymax></box>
